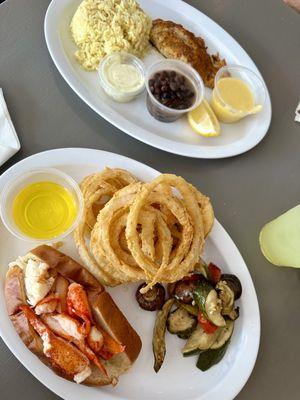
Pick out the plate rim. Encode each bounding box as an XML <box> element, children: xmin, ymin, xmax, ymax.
<box><xmin>44</xmin><ymin>0</ymin><xmax>272</xmax><ymax>159</ymax></box>
<box><xmin>0</xmin><ymin>148</ymin><xmax>260</xmax><ymax>400</ymax></box>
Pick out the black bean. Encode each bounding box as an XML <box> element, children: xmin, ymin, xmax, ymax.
<box><xmin>169</xmin><ymin>82</ymin><xmax>177</xmax><ymax>91</ymax></box>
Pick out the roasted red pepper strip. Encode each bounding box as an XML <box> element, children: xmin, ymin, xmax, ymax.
<box><xmin>208</xmin><ymin>263</ymin><xmax>222</xmax><ymax>284</ymax></box>
<box><xmin>198</xmin><ymin>311</ymin><xmax>218</xmax><ymax>334</ymax></box>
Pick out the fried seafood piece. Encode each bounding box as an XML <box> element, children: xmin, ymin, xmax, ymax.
<box><xmin>150</xmin><ymin>19</ymin><xmax>226</xmax><ymax>88</ymax></box>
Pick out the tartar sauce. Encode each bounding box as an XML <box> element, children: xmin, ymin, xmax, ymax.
<box><xmin>99</xmin><ymin>52</ymin><xmax>145</xmax><ymax>102</ymax></box>
<box><xmin>107</xmin><ymin>63</ymin><xmax>142</xmax><ymax>91</ymax></box>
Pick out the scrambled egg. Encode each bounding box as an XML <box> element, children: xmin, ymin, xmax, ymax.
<box><xmin>70</xmin><ymin>0</ymin><xmax>152</xmax><ymax>71</ymax></box>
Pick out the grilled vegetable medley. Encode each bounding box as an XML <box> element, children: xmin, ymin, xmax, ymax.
<box><xmin>137</xmin><ymin>260</ymin><xmax>242</xmax><ymax>372</ymax></box>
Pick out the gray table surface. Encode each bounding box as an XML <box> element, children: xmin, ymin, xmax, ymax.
<box><xmin>0</xmin><ymin>0</ymin><xmax>300</xmax><ymax>399</ymax></box>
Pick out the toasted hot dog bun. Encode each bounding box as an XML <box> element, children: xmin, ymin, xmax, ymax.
<box><xmin>10</xmin><ymin>311</ymin><xmax>44</xmax><ymax>355</ymax></box>
<box><xmin>30</xmin><ymin>245</ymin><xmax>104</xmax><ymax>293</ymax></box>
<box><xmin>5</xmin><ymin>245</ymin><xmax>142</xmax><ymax>386</ymax></box>
<box><xmin>5</xmin><ymin>266</ymin><xmax>27</xmax><ymax>316</ymax></box>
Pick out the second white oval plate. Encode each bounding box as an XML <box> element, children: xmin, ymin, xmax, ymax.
<box><xmin>44</xmin><ymin>0</ymin><xmax>271</xmax><ymax>159</ymax></box>
<box><xmin>0</xmin><ymin>148</ymin><xmax>260</xmax><ymax>400</ymax></box>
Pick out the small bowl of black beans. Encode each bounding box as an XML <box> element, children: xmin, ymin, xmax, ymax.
<box><xmin>145</xmin><ymin>60</ymin><xmax>204</xmax><ymax>122</ymax></box>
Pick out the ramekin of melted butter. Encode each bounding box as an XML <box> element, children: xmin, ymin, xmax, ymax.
<box><xmin>99</xmin><ymin>52</ymin><xmax>145</xmax><ymax>102</ymax></box>
<box><xmin>13</xmin><ymin>181</ymin><xmax>77</xmax><ymax>239</ymax></box>
<box><xmin>0</xmin><ymin>169</ymin><xmax>83</xmax><ymax>241</ymax></box>
<box><xmin>211</xmin><ymin>65</ymin><xmax>266</xmax><ymax>123</ymax></box>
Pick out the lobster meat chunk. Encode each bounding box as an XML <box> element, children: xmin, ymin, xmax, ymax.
<box><xmin>67</xmin><ymin>282</ymin><xmax>125</xmax><ymax>359</ymax></box>
<box><xmin>41</xmin><ymin>313</ymin><xmax>85</xmax><ymax>341</ymax></box>
<box><xmin>53</xmin><ymin>274</ymin><xmax>69</xmax><ymax>313</ymax></box>
<box><xmin>67</xmin><ymin>283</ymin><xmax>92</xmax><ymax>334</ymax></box>
<box><xmin>20</xmin><ymin>305</ymin><xmax>91</xmax><ymax>384</ymax></box>
<box><xmin>98</xmin><ymin>327</ymin><xmax>125</xmax><ymax>360</ymax></box>
<box><xmin>35</xmin><ymin>295</ymin><xmax>59</xmax><ymax>315</ymax></box>
<box><xmin>87</xmin><ymin>326</ymin><xmax>104</xmax><ymax>353</ymax></box>
<box><xmin>41</xmin><ymin>312</ymin><xmax>108</xmax><ymax>378</ymax></box>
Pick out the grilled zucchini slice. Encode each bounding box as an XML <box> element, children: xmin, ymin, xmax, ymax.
<box><xmin>210</xmin><ymin>320</ymin><xmax>234</xmax><ymax>349</ymax></box>
<box><xmin>167</xmin><ymin>308</ymin><xmax>197</xmax><ymax>339</ymax></box>
<box><xmin>193</xmin><ymin>282</ymin><xmax>225</xmax><ymax>327</ymax></box>
<box><xmin>182</xmin><ymin>324</ymin><xmax>221</xmax><ymax>357</ymax></box>
<box><xmin>196</xmin><ymin>319</ymin><xmax>234</xmax><ymax>371</ymax></box>
<box><xmin>196</xmin><ymin>341</ymin><xmax>229</xmax><ymax>371</ymax></box>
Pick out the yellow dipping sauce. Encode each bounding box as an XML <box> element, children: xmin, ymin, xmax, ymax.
<box><xmin>13</xmin><ymin>181</ymin><xmax>77</xmax><ymax>239</ymax></box>
<box><xmin>211</xmin><ymin>77</ymin><xmax>256</xmax><ymax>123</ymax></box>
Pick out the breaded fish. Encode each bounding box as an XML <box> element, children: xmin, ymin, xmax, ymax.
<box><xmin>150</xmin><ymin>19</ymin><xmax>226</xmax><ymax>88</ymax></box>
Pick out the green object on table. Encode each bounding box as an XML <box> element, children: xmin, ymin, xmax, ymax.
<box><xmin>259</xmin><ymin>205</ymin><xmax>300</xmax><ymax>267</ymax></box>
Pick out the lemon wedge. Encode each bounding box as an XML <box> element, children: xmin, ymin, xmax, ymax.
<box><xmin>188</xmin><ymin>99</ymin><xmax>221</xmax><ymax>137</ymax></box>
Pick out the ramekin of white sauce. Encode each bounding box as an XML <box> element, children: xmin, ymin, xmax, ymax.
<box><xmin>98</xmin><ymin>52</ymin><xmax>145</xmax><ymax>102</ymax></box>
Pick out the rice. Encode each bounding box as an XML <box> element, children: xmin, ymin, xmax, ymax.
<box><xmin>70</xmin><ymin>0</ymin><xmax>152</xmax><ymax>70</ymax></box>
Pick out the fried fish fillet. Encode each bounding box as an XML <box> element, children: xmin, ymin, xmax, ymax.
<box><xmin>150</xmin><ymin>19</ymin><xmax>226</xmax><ymax>88</ymax></box>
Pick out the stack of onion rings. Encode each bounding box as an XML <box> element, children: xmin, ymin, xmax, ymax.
<box><xmin>74</xmin><ymin>168</ymin><xmax>214</xmax><ymax>290</ymax></box>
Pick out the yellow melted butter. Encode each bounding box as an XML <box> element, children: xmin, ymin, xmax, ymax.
<box><xmin>13</xmin><ymin>181</ymin><xmax>77</xmax><ymax>239</ymax></box>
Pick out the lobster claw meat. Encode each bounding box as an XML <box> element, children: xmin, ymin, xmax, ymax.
<box><xmin>67</xmin><ymin>282</ymin><xmax>92</xmax><ymax>334</ymax></box>
<box><xmin>66</xmin><ymin>283</ymin><xmax>124</xmax><ymax>358</ymax></box>
<box><xmin>66</xmin><ymin>282</ymin><xmax>124</xmax><ymax>362</ymax></box>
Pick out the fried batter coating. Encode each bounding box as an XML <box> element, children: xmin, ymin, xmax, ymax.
<box><xmin>150</xmin><ymin>19</ymin><xmax>226</xmax><ymax>88</ymax></box>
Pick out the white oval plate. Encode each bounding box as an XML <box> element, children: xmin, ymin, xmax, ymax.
<box><xmin>44</xmin><ymin>0</ymin><xmax>271</xmax><ymax>159</ymax></box>
<box><xmin>0</xmin><ymin>148</ymin><xmax>260</xmax><ymax>400</ymax></box>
